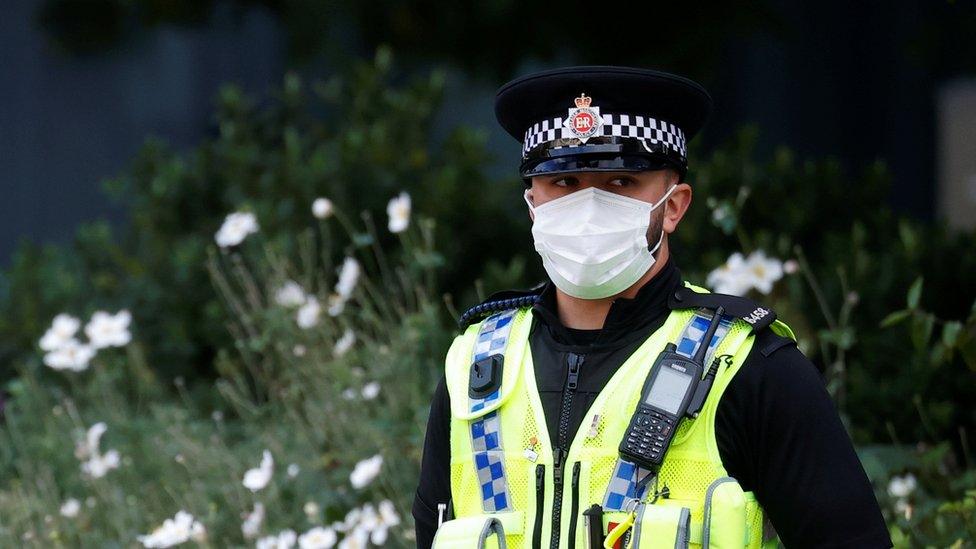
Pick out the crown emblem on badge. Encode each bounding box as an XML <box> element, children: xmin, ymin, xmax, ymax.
<box><xmin>564</xmin><ymin>92</ymin><xmax>602</xmax><ymax>142</ymax></box>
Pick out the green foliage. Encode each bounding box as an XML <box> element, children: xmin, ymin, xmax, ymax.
<box><xmin>0</xmin><ymin>49</ymin><xmax>525</xmax><ymax>384</ymax></box>
<box><xmin>0</xmin><ymin>212</ymin><xmax>449</xmax><ymax>545</ymax></box>
<box><xmin>2</xmin><ymin>50</ymin><xmax>976</xmax><ymax>546</ymax></box>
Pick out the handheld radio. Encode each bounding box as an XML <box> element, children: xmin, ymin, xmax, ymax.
<box><xmin>618</xmin><ymin>307</ymin><xmax>726</xmax><ymax>471</ymax></box>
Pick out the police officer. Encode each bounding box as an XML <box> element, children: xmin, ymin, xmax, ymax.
<box><xmin>414</xmin><ymin>67</ymin><xmax>891</xmax><ymax>548</ymax></box>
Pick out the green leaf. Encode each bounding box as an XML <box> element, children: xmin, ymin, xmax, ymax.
<box><xmin>906</xmin><ymin>277</ymin><xmax>924</xmax><ymax>310</ymax></box>
<box><xmin>818</xmin><ymin>327</ymin><xmax>856</xmax><ymax>350</ymax></box>
<box><xmin>942</xmin><ymin>321</ymin><xmax>963</xmax><ymax>348</ymax></box>
<box><xmin>880</xmin><ymin>309</ymin><xmax>910</xmax><ymax>328</ymax></box>
<box><xmin>911</xmin><ymin>312</ymin><xmax>935</xmax><ymax>351</ymax></box>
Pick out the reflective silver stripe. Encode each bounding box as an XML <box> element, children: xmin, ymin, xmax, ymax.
<box><xmin>479</xmin><ymin>517</ymin><xmax>507</xmax><ymax>549</ymax></box>
<box><xmin>632</xmin><ymin>503</ymin><xmax>646</xmax><ymax>549</ymax></box>
<box><xmin>701</xmin><ymin>476</ymin><xmax>737</xmax><ymax>548</ymax></box>
<box><xmin>675</xmin><ymin>507</ymin><xmax>690</xmax><ymax>549</ymax></box>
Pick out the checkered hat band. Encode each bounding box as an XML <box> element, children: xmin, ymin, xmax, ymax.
<box><xmin>468</xmin><ymin>309</ymin><xmax>518</xmax><ymax>512</ymax></box>
<box><xmin>521</xmin><ymin>114</ymin><xmax>687</xmax><ymax>158</ymax></box>
<box><xmin>601</xmin><ymin>310</ymin><xmax>732</xmax><ymax>510</ymax></box>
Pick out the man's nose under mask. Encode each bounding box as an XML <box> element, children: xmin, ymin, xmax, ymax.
<box><xmin>525</xmin><ymin>185</ymin><xmax>674</xmax><ymax>299</ymax></box>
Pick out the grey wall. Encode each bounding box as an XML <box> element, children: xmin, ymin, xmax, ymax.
<box><xmin>0</xmin><ymin>0</ymin><xmax>283</xmax><ymax>263</ymax></box>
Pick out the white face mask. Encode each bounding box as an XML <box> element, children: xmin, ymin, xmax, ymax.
<box><xmin>525</xmin><ymin>185</ymin><xmax>675</xmax><ymax>299</ymax></box>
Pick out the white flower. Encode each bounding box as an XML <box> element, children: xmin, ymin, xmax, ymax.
<box><xmin>275</xmin><ymin>281</ymin><xmax>308</xmax><ymax>308</ymax></box>
<box><xmin>298</xmin><ymin>526</ymin><xmax>337</xmax><ymax>549</ymax></box>
<box><xmin>327</xmin><ymin>294</ymin><xmax>346</xmax><ymax>317</ymax></box>
<box><xmin>39</xmin><ymin>314</ymin><xmax>81</xmax><ymax>351</ymax></box>
<box><xmin>358</xmin><ymin>504</ymin><xmax>379</xmax><ymax>531</ymax></box>
<box><xmin>386</xmin><ymin>192</ymin><xmax>411</xmax><ymax>233</ymax></box>
<box><xmin>711</xmin><ymin>203</ymin><xmax>731</xmax><ymax>224</ymax></box>
<box><xmin>706</xmin><ymin>252</ymin><xmax>753</xmax><ymax>296</ymax></box>
<box><xmin>783</xmin><ymin>259</ymin><xmax>799</xmax><ymax>274</ymax></box>
<box><xmin>44</xmin><ymin>339</ymin><xmax>96</xmax><ymax>372</ymax></box>
<box><xmin>334</xmin><ymin>329</ymin><xmax>356</xmax><ymax>357</ymax></box>
<box><xmin>894</xmin><ymin>498</ymin><xmax>913</xmax><ymax>520</ymax></box>
<box><xmin>361</xmin><ymin>382</ymin><xmax>380</xmax><ymax>400</ymax></box>
<box><xmin>349</xmin><ymin>454</ymin><xmax>383</xmax><ymax>489</ymax></box>
<box><xmin>258</xmin><ymin>530</ymin><xmax>297</xmax><ymax>549</ymax></box>
<box><xmin>296</xmin><ymin>297</ymin><xmax>322</xmax><ymax>329</ymax></box>
<box><xmin>60</xmin><ymin>498</ymin><xmax>81</xmax><ymax>518</ymax></box>
<box><xmin>243</xmin><ymin>450</ymin><xmax>274</xmax><ymax>492</ymax></box>
<box><xmin>77</xmin><ymin>422</ymin><xmax>106</xmax><ymax>459</ymax></box>
<box><xmin>82</xmin><ymin>449</ymin><xmax>120</xmax><ymax>479</ymax></box>
<box><xmin>85</xmin><ymin>310</ymin><xmax>132</xmax><ymax>349</ymax></box>
<box><xmin>887</xmin><ymin>473</ymin><xmax>917</xmax><ymax>499</ymax></box>
<box><xmin>340</xmin><ymin>508</ymin><xmax>361</xmax><ymax>532</ymax></box>
<box><xmin>744</xmin><ymin>250</ymin><xmax>784</xmax><ymax>295</ymax></box>
<box><xmin>337</xmin><ymin>527</ymin><xmax>369</xmax><ymax>549</ymax></box>
<box><xmin>77</xmin><ymin>422</ymin><xmax>121</xmax><ymax>478</ymax></box>
<box><xmin>241</xmin><ymin>502</ymin><xmax>265</xmax><ymax>539</ymax></box>
<box><xmin>378</xmin><ymin>500</ymin><xmax>400</xmax><ymax>528</ymax></box>
<box><xmin>292</xmin><ymin>345</ymin><xmax>307</xmax><ymax>357</ymax></box>
<box><xmin>215</xmin><ymin>211</ymin><xmax>260</xmax><ymax>248</ymax></box>
<box><xmin>369</xmin><ymin>526</ymin><xmax>388</xmax><ymax>545</ymax></box>
<box><xmin>312</xmin><ymin>198</ymin><xmax>334</xmax><ymax>220</ymax></box>
<box><xmin>369</xmin><ymin>500</ymin><xmax>401</xmax><ymax>545</ymax></box>
<box><xmin>138</xmin><ymin>510</ymin><xmax>206</xmax><ymax>548</ymax></box>
<box><xmin>287</xmin><ymin>463</ymin><xmax>300</xmax><ymax>478</ymax></box>
<box><xmin>341</xmin><ymin>388</ymin><xmax>357</xmax><ymax>400</ymax></box>
<box><xmin>303</xmin><ymin>501</ymin><xmax>320</xmax><ymax>518</ymax></box>
<box><xmin>334</xmin><ymin>257</ymin><xmax>360</xmax><ymax>300</ymax></box>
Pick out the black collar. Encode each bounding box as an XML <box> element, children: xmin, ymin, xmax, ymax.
<box><xmin>531</xmin><ymin>258</ymin><xmax>682</xmax><ymax>349</ymax></box>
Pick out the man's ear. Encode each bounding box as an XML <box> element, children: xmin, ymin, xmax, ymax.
<box><xmin>663</xmin><ymin>182</ymin><xmax>692</xmax><ymax>234</ymax></box>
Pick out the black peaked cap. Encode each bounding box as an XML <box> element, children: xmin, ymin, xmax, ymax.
<box><xmin>495</xmin><ymin>65</ymin><xmax>712</xmax><ymax>146</ymax></box>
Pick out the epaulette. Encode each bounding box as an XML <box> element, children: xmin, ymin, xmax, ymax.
<box><xmin>458</xmin><ymin>285</ymin><xmax>545</xmax><ymax>329</ymax></box>
<box><xmin>668</xmin><ymin>285</ymin><xmax>777</xmax><ymax>331</ymax></box>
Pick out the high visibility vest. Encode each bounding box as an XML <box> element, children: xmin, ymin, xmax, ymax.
<box><xmin>433</xmin><ymin>284</ymin><xmax>795</xmax><ymax>549</ymax></box>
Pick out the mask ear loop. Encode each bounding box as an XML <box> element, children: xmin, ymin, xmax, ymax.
<box><xmin>523</xmin><ymin>189</ymin><xmax>535</xmax><ymax>213</ymax></box>
<box><xmin>649</xmin><ymin>183</ymin><xmax>677</xmax><ymax>211</ymax></box>
<box><xmin>647</xmin><ymin>184</ymin><xmax>677</xmax><ymax>254</ymax></box>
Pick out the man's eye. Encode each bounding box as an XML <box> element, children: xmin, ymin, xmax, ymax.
<box><xmin>552</xmin><ymin>177</ymin><xmax>575</xmax><ymax>187</ymax></box>
<box><xmin>607</xmin><ymin>178</ymin><xmax>633</xmax><ymax>187</ymax></box>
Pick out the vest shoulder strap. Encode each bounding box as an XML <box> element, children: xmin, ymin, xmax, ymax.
<box><xmin>445</xmin><ymin>307</ymin><xmax>529</xmax><ymax>421</ymax></box>
<box><xmin>669</xmin><ymin>282</ymin><xmax>786</xmax><ymax>335</ymax></box>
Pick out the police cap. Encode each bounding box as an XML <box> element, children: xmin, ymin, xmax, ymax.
<box><xmin>494</xmin><ymin>66</ymin><xmax>712</xmax><ymax>181</ymax></box>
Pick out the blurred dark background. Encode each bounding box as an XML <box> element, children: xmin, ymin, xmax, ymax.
<box><xmin>3</xmin><ymin>0</ymin><xmax>976</xmax><ymax>264</ymax></box>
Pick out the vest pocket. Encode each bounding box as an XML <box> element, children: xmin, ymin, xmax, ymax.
<box><xmin>626</xmin><ymin>504</ymin><xmax>691</xmax><ymax>549</ymax></box>
<box><xmin>702</xmin><ymin>477</ymin><xmax>746</xmax><ymax>548</ymax></box>
<box><xmin>600</xmin><ymin>507</ymin><xmax>691</xmax><ymax>549</ymax></box>
<box><xmin>432</xmin><ymin>512</ymin><xmax>523</xmax><ymax>549</ymax></box>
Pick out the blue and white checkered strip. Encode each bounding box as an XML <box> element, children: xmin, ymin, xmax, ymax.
<box><xmin>521</xmin><ymin>113</ymin><xmax>687</xmax><ymax>158</ymax></box>
<box><xmin>602</xmin><ymin>460</ymin><xmax>655</xmax><ymax>511</ymax></box>
<box><xmin>601</xmin><ymin>310</ymin><xmax>732</xmax><ymax>511</ymax></box>
<box><xmin>468</xmin><ymin>308</ymin><xmax>518</xmax><ymax>512</ymax></box>
<box><xmin>675</xmin><ymin>310</ymin><xmax>732</xmax><ymax>365</ymax></box>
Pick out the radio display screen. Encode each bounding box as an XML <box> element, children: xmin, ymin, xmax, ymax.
<box><xmin>644</xmin><ymin>366</ymin><xmax>692</xmax><ymax>415</ymax></box>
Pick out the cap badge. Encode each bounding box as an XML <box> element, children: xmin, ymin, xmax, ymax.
<box><xmin>563</xmin><ymin>93</ymin><xmax>603</xmax><ymax>142</ymax></box>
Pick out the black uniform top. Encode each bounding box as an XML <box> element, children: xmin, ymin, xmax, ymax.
<box><xmin>413</xmin><ymin>259</ymin><xmax>892</xmax><ymax>549</ymax></box>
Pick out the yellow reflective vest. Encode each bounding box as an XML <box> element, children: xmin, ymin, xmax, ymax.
<box><xmin>433</xmin><ymin>284</ymin><xmax>795</xmax><ymax>549</ymax></box>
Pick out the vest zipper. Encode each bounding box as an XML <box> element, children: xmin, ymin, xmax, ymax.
<box><xmin>567</xmin><ymin>461</ymin><xmax>581</xmax><ymax>549</ymax></box>
<box><xmin>533</xmin><ymin>464</ymin><xmax>545</xmax><ymax>549</ymax></box>
<box><xmin>551</xmin><ymin>352</ymin><xmax>583</xmax><ymax>549</ymax></box>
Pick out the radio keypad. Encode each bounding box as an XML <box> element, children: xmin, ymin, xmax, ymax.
<box><xmin>623</xmin><ymin>407</ymin><xmax>677</xmax><ymax>462</ymax></box>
